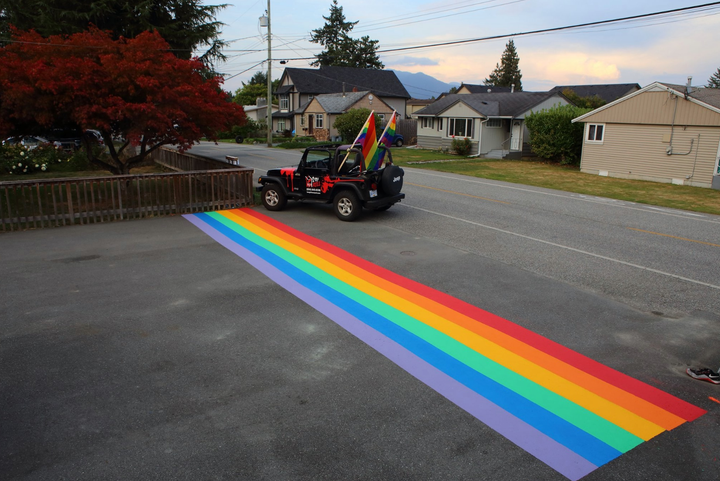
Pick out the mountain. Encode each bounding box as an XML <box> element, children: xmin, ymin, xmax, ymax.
<box><xmin>391</xmin><ymin>70</ymin><xmax>460</xmax><ymax>99</ymax></box>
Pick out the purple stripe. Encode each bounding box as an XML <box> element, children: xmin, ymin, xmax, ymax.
<box><xmin>185</xmin><ymin>214</ymin><xmax>599</xmax><ymax>481</ymax></box>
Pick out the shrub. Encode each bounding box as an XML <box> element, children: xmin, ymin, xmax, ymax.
<box><xmin>525</xmin><ymin>104</ymin><xmax>591</xmax><ymax>164</ymax></box>
<box><xmin>0</xmin><ymin>143</ymin><xmax>69</xmax><ymax>175</ymax></box>
<box><xmin>333</xmin><ymin>108</ymin><xmax>381</xmax><ymax>142</ymax></box>
<box><xmin>451</xmin><ymin>137</ymin><xmax>472</xmax><ymax>156</ymax></box>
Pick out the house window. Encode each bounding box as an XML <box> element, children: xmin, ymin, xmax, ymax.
<box><xmin>586</xmin><ymin>123</ymin><xmax>604</xmax><ymax>143</ymax></box>
<box><xmin>315</xmin><ymin>114</ymin><xmax>324</xmax><ymax>129</ymax></box>
<box><xmin>279</xmin><ymin>95</ymin><xmax>289</xmax><ymax>110</ymax></box>
<box><xmin>421</xmin><ymin>117</ymin><xmax>432</xmax><ymax>129</ymax></box>
<box><xmin>300</xmin><ymin>115</ymin><xmax>305</xmax><ymax>126</ymax></box>
<box><xmin>278</xmin><ymin>119</ymin><xmax>286</xmax><ymax>131</ymax></box>
<box><xmin>486</xmin><ymin>119</ymin><xmax>502</xmax><ymax>128</ymax></box>
<box><xmin>448</xmin><ymin>118</ymin><xmax>473</xmax><ymax>138</ymax></box>
<box><xmin>437</xmin><ymin>118</ymin><xmax>443</xmax><ymax>131</ymax></box>
<box><xmin>308</xmin><ymin>95</ymin><xmax>314</xmax><ymax>101</ymax></box>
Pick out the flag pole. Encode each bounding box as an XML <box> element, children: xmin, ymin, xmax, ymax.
<box><xmin>375</xmin><ymin>110</ymin><xmax>397</xmax><ymax>169</ymax></box>
<box><xmin>338</xmin><ymin>110</ymin><xmax>374</xmax><ymax>172</ymax></box>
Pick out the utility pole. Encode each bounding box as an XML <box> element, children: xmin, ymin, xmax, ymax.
<box><xmin>266</xmin><ymin>0</ymin><xmax>272</xmax><ymax>147</ymax></box>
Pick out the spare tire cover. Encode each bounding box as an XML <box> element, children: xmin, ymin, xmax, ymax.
<box><xmin>381</xmin><ymin>165</ymin><xmax>404</xmax><ymax>196</ymax></box>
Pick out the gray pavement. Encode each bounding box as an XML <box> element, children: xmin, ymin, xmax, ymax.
<box><xmin>1</xmin><ymin>209</ymin><xmax>719</xmax><ymax>480</ymax></box>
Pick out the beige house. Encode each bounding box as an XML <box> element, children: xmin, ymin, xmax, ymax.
<box><xmin>573</xmin><ymin>82</ymin><xmax>720</xmax><ymax>189</ymax></box>
<box><xmin>242</xmin><ymin>100</ymin><xmax>278</xmax><ymax>123</ymax></box>
<box><xmin>414</xmin><ymin>92</ymin><xmax>569</xmax><ymax>158</ymax></box>
<box><xmin>296</xmin><ymin>91</ymin><xmax>394</xmax><ymax>142</ymax></box>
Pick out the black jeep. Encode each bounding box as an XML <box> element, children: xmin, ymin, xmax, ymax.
<box><xmin>257</xmin><ymin>144</ymin><xmax>405</xmax><ymax>221</ymax></box>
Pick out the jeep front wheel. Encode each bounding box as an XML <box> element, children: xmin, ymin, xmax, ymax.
<box><xmin>261</xmin><ymin>184</ymin><xmax>287</xmax><ymax>211</ymax></box>
<box><xmin>333</xmin><ymin>191</ymin><xmax>362</xmax><ymax>221</ymax></box>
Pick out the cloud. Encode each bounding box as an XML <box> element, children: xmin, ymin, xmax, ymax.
<box><xmin>385</xmin><ymin>56</ymin><xmax>439</xmax><ymax>67</ymax></box>
<box><xmin>532</xmin><ymin>53</ymin><xmax>621</xmax><ymax>84</ymax></box>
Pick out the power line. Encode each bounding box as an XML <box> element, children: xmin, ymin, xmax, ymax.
<box><xmin>265</xmin><ymin>1</ymin><xmax>720</xmax><ymax>62</ymax></box>
<box><xmin>378</xmin><ymin>1</ymin><xmax>720</xmax><ymax>54</ymax></box>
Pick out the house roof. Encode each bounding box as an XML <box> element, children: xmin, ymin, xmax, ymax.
<box><xmin>277</xmin><ymin>66</ymin><xmax>410</xmax><ymax>99</ymax></box>
<box><xmin>548</xmin><ymin>83</ymin><xmax>640</xmax><ymax>103</ymax></box>
<box><xmin>656</xmin><ymin>83</ymin><xmax>720</xmax><ymax>109</ymax></box>
<box><xmin>460</xmin><ymin>84</ymin><xmax>513</xmax><ymax>94</ymax></box>
<box><xmin>313</xmin><ymin>91</ymin><xmax>370</xmax><ymax>114</ymax></box>
<box><xmin>572</xmin><ymin>81</ymin><xmax>720</xmax><ymax>123</ymax></box>
<box><xmin>414</xmin><ymin>92</ymin><xmax>559</xmax><ymax>118</ymax></box>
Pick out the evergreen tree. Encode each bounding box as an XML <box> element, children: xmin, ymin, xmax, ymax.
<box><xmin>310</xmin><ymin>0</ymin><xmax>383</xmax><ymax>69</ymax></box>
<box><xmin>708</xmin><ymin>68</ymin><xmax>720</xmax><ymax>88</ymax></box>
<box><xmin>0</xmin><ymin>0</ymin><xmax>227</xmax><ymax>66</ymax></box>
<box><xmin>484</xmin><ymin>39</ymin><xmax>522</xmax><ymax>91</ymax></box>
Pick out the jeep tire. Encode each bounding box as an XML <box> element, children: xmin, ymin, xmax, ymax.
<box><xmin>333</xmin><ymin>190</ymin><xmax>362</xmax><ymax>222</ymax></box>
<box><xmin>261</xmin><ymin>183</ymin><xmax>287</xmax><ymax>211</ymax></box>
<box><xmin>395</xmin><ymin>138</ymin><xmax>403</xmax><ymax>147</ymax></box>
<box><xmin>380</xmin><ymin>164</ymin><xmax>404</xmax><ymax>196</ymax></box>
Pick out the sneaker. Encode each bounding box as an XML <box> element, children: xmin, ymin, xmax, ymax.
<box><xmin>686</xmin><ymin>367</ymin><xmax>720</xmax><ymax>384</ymax></box>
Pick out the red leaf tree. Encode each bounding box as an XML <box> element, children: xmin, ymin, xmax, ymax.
<box><xmin>0</xmin><ymin>28</ymin><xmax>246</xmax><ymax>174</ymax></box>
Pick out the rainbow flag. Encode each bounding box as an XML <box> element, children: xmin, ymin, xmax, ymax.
<box><xmin>185</xmin><ymin>209</ymin><xmax>706</xmax><ymax>481</ymax></box>
<box><xmin>375</xmin><ymin>111</ymin><xmax>398</xmax><ymax>170</ymax></box>
<box><xmin>354</xmin><ymin>112</ymin><xmax>378</xmax><ymax>171</ymax></box>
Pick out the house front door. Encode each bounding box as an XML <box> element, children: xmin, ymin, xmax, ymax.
<box><xmin>308</xmin><ymin>115</ymin><xmax>314</xmax><ymax>135</ymax></box>
<box><xmin>511</xmin><ymin>121</ymin><xmax>521</xmax><ymax>150</ymax></box>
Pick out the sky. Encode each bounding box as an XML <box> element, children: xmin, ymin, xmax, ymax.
<box><xmin>215</xmin><ymin>0</ymin><xmax>720</xmax><ymax>96</ymax></box>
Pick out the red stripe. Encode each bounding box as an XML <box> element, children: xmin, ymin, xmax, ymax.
<box><xmin>242</xmin><ymin>208</ymin><xmax>707</xmax><ymax>422</ymax></box>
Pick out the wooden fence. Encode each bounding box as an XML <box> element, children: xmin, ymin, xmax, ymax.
<box><xmin>152</xmin><ymin>147</ymin><xmax>239</xmax><ymax>171</ymax></box>
<box><xmin>396</xmin><ymin>119</ymin><xmax>418</xmax><ymax>145</ymax></box>
<box><xmin>0</xmin><ymin>151</ymin><xmax>254</xmax><ymax>231</ymax></box>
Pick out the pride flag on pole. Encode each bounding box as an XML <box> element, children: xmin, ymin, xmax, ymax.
<box><xmin>355</xmin><ymin>112</ymin><xmax>378</xmax><ymax>171</ymax></box>
<box><xmin>374</xmin><ymin>111</ymin><xmax>398</xmax><ymax>170</ymax></box>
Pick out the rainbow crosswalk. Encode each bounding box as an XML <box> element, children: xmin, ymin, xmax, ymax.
<box><xmin>185</xmin><ymin>209</ymin><xmax>705</xmax><ymax>480</ymax></box>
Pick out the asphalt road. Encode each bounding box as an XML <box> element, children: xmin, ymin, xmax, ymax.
<box><xmin>189</xmin><ymin>141</ymin><xmax>720</xmax><ymax>320</ymax></box>
<box><xmin>1</xmin><ymin>142</ymin><xmax>718</xmax><ymax>480</ymax></box>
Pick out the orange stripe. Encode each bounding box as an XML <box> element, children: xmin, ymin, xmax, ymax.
<box><xmin>229</xmin><ymin>209</ymin><xmax>685</xmax><ymax>430</ymax></box>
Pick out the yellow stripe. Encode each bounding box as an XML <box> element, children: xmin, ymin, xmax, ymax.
<box><xmin>627</xmin><ymin>227</ymin><xmax>720</xmax><ymax>248</ymax></box>
<box><xmin>223</xmin><ymin>211</ymin><xmax>665</xmax><ymax>440</ymax></box>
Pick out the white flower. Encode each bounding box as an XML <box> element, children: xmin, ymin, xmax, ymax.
<box><xmin>17</xmin><ymin>162</ymin><xmax>22</xmax><ymax>167</ymax></box>
<box><xmin>41</xmin><ymin>165</ymin><xmax>47</xmax><ymax>171</ymax></box>
<box><xmin>35</xmin><ymin>164</ymin><xmax>39</xmax><ymax>168</ymax></box>
<box><xmin>20</xmin><ymin>151</ymin><xmax>25</xmax><ymax>156</ymax></box>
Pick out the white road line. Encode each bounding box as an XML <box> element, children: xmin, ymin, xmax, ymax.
<box><xmin>406</xmin><ymin>168</ymin><xmax>720</xmax><ymax>224</ymax></box>
<box><xmin>402</xmin><ymin>204</ymin><xmax>720</xmax><ymax>291</ymax></box>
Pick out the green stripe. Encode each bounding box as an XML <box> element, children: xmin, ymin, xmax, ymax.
<box><xmin>210</xmin><ymin>212</ymin><xmax>642</xmax><ymax>452</ymax></box>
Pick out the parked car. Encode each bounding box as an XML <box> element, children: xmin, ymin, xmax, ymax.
<box><xmin>20</xmin><ymin>136</ymin><xmax>52</xmax><ymax>150</ymax></box>
<box><xmin>378</xmin><ymin>133</ymin><xmax>404</xmax><ymax>147</ymax></box>
<box><xmin>258</xmin><ymin>143</ymin><xmax>405</xmax><ymax>221</ymax></box>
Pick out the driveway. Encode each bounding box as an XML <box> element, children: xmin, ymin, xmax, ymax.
<box><xmin>1</xmin><ymin>207</ymin><xmax>718</xmax><ymax>480</ymax></box>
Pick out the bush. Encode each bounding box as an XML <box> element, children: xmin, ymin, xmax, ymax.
<box><xmin>525</xmin><ymin>104</ymin><xmax>591</xmax><ymax>164</ymax></box>
<box><xmin>451</xmin><ymin>137</ymin><xmax>472</xmax><ymax>156</ymax></box>
<box><xmin>333</xmin><ymin>108</ymin><xmax>381</xmax><ymax>142</ymax></box>
<box><xmin>0</xmin><ymin>143</ymin><xmax>70</xmax><ymax>175</ymax></box>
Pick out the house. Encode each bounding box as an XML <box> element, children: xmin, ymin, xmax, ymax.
<box><xmin>456</xmin><ymin>84</ymin><xmax>514</xmax><ymax>94</ymax></box>
<box><xmin>549</xmin><ymin>83</ymin><xmax>640</xmax><ymax>104</ymax></box>
<box><xmin>414</xmin><ymin>91</ymin><xmax>569</xmax><ymax>158</ymax></box>
<box><xmin>572</xmin><ymin>81</ymin><xmax>720</xmax><ymax>189</ymax></box>
<box><xmin>273</xmin><ymin>66</ymin><xmax>410</xmax><ymax>133</ymax></box>
<box><xmin>296</xmin><ymin>91</ymin><xmax>394</xmax><ymax>141</ymax></box>
<box><xmin>407</xmin><ymin>98</ymin><xmax>434</xmax><ymax>118</ymax></box>
<box><xmin>242</xmin><ymin>99</ymin><xmax>278</xmax><ymax>123</ymax></box>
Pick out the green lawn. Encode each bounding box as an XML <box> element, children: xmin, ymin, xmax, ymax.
<box><xmin>389</xmin><ymin>149</ymin><xmax>720</xmax><ymax>216</ymax></box>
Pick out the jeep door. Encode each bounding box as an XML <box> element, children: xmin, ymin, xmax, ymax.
<box><xmin>300</xmin><ymin>150</ymin><xmax>333</xmax><ymax>198</ymax></box>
